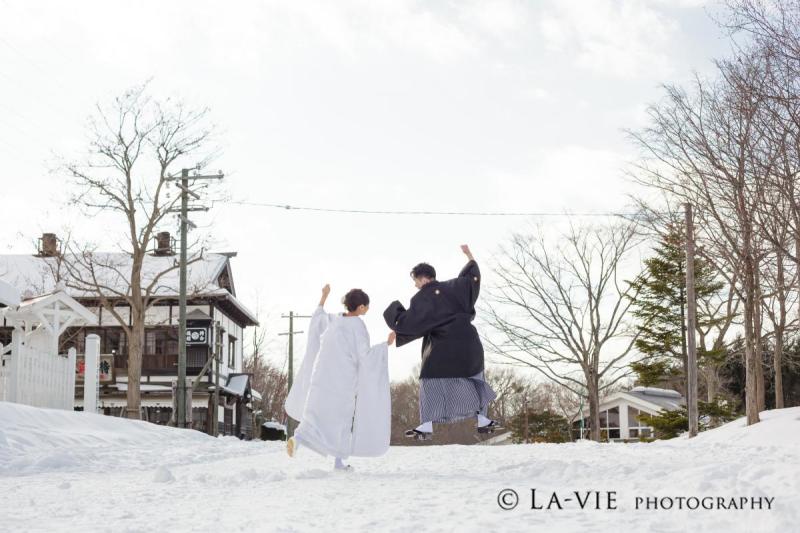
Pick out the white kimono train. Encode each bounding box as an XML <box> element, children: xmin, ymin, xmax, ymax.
<box><xmin>284</xmin><ymin>306</ymin><xmax>391</xmax><ymax>459</ymax></box>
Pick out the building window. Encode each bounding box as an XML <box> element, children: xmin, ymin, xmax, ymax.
<box><xmin>627</xmin><ymin>406</ymin><xmax>654</xmax><ymax>439</ymax></box>
<box><xmin>105</xmin><ymin>328</ymin><xmax>127</xmax><ymax>356</ymax></box>
<box><xmin>59</xmin><ymin>327</ymin><xmax>128</xmax><ymax>357</ymax></box>
<box><xmin>145</xmin><ymin>328</ymin><xmax>178</xmax><ymax>356</ymax></box>
<box><xmin>228</xmin><ymin>335</ymin><xmax>237</xmax><ymax>368</ymax></box>
<box><xmin>597</xmin><ymin>407</ymin><xmax>621</xmax><ymax>440</ymax></box>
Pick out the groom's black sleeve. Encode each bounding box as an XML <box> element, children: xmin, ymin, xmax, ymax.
<box><xmin>455</xmin><ymin>260</ymin><xmax>481</xmax><ymax>310</ymax></box>
<box><xmin>383</xmin><ymin>293</ymin><xmax>434</xmax><ymax>348</ymax></box>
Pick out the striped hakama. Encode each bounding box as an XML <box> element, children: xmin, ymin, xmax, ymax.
<box><xmin>419</xmin><ymin>371</ymin><xmax>497</xmax><ymax>424</ymax></box>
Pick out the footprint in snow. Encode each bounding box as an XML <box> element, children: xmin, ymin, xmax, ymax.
<box><xmin>295</xmin><ymin>469</ymin><xmax>330</xmax><ymax>480</ymax></box>
<box><xmin>266</xmin><ymin>471</ymin><xmax>287</xmax><ymax>482</ymax></box>
<box><xmin>153</xmin><ymin>466</ymin><xmax>175</xmax><ymax>483</ymax></box>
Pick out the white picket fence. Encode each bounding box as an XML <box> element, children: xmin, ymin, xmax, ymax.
<box><xmin>0</xmin><ymin>291</ymin><xmax>98</xmax><ymax>412</ymax></box>
<box><xmin>0</xmin><ymin>334</ymin><xmax>77</xmax><ymax>410</ymax></box>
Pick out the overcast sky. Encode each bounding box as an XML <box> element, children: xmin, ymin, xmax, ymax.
<box><xmin>0</xmin><ymin>0</ymin><xmax>734</xmax><ymax>380</ymax></box>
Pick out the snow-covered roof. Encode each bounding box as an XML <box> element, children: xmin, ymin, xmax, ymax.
<box><xmin>0</xmin><ymin>252</ymin><xmax>258</xmax><ymax>326</ymax></box>
<box><xmin>223</xmin><ymin>374</ymin><xmax>250</xmax><ymax>397</ymax></box>
<box><xmin>0</xmin><ymin>253</ymin><xmax>227</xmax><ymax>298</ymax></box>
<box><xmin>2</xmin><ymin>291</ymin><xmax>97</xmax><ymax>327</ymax></box>
<box><xmin>589</xmin><ymin>387</ymin><xmax>685</xmax><ymax>418</ymax></box>
<box><xmin>0</xmin><ymin>279</ymin><xmax>20</xmax><ymax>307</ymax></box>
<box><xmin>629</xmin><ymin>386</ymin><xmax>682</xmax><ymax>398</ymax></box>
<box><xmin>262</xmin><ymin>420</ymin><xmax>286</xmax><ymax>431</ymax></box>
<box><xmin>251</xmin><ymin>389</ymin><xmax>262</xmax><ymax>402</ymax></box>
<box><xmin>625</xmin><ymin>387</ymin><xmax>685</xmax><ymax>411</ymax></box>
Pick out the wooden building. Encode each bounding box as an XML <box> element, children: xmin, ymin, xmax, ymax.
<box><xmin>0</xmin><ymin>233</ymin><xmax>260</xmax><ymax>438</ymax></box>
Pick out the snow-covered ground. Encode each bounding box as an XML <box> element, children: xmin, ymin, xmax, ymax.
<box><xmin>1</xmin><ymin>402</ymin><xmax>798</xmax><ymax>532</ymax></box>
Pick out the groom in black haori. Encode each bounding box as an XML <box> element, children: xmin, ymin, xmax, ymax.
<box><xmin>384</xmin><ymin>245</ymin><xmax>500</xmax><ymax>440</ymax></box>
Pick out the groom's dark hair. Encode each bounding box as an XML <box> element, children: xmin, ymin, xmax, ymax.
<box><xmin>343</xmin><ymin>289</ymin><xmax>370</xmax><ymax>312</ymax></box>
<box><xmin>410</xmin><ymin>263</ymin><xmax>436</xmax><ymax>280</ymax></box>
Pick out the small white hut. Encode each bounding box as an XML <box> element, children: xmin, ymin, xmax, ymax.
<box><xmin>0</xmin><ymin>290</ymin><xmax>97</xmax><ymax>410</ymax></box>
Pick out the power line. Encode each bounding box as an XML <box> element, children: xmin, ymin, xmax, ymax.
<box><xmin>231</xmin><ymin>200</ymin><xmax>637</xmax><ymax>218</ymax></box>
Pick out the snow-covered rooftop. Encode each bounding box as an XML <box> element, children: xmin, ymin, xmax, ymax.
<box><xmin>0</xmin><ymin>253</ymin><xmax>228</xmax><ymax>298</ymax></box>
<box><xmin>0</xmin><ymin>252</ymin><xmax>257</xmax><ymax>326</ymax></box>
<box><xmin>0</xmin><ymin>279</ymin><xmax>20</xmax><ymax>307</ymax></box>
<box><xmin>629</xmin><ymin>386</ymin><xmax>683</xmax><ymax>398</ymax></box>
<box><xmin>626</xmin><ymin>386</ymin><xmax>685</xmax><ymax>411</ymax></box>
<box><xmin>223</xmin><ymin>374</ymin><xmax>250</xmax><ymax>397</ymax></box>
<box><xmin>2</xmin><ymin>291</ymin><xmax>98</xmax><ymax>327</ymax></box>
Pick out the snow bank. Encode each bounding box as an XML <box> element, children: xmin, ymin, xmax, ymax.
<box><xmin>0</xmin><ymin>402</ymin><xmax>250</xmax><ymax>476</ymax></box>
<box><xmin>1</xmin><ymin>401</ymin><xmax>798</xmax><ymax>532</ymax></box>
<box><xmin>673</xmin><ymin>406</ymin><xmax>800</xmax><ymax>447</ymax></box>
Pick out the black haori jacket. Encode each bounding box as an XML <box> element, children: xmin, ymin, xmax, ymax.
<box><xmin>383</xmin><ymin>260</ymin><xmax>484</xmax><ymax>379</ymax></box>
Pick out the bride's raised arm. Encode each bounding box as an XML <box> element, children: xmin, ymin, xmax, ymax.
<box><xmin>319</xmin><ymin>283</ymin><xmax>331</xmax><ymax>307</ymax></box>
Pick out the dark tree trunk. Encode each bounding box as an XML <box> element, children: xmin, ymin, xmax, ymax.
<box><xmin>774</xmin><ymin>247</ymin><xmax>786</xmax><ymax>409</ymax></box>
<box><xmin>753</xmin><ymin>262</ymin><xmax>766</xmax><ymax>413</ymax></box>
<box><xmin>743</xmin><ymin>245</ymin><xmax>761</xmax><ymax>425</ymax></box>
<box><xmin>585</xmin><ymin>367</ymin><xmax>601</xmax><ymax>442</ymax></box>
<box><xmin>126</xmin><ymin>259</ymin><xmax>145</xmax><ymax>420</ymax></box>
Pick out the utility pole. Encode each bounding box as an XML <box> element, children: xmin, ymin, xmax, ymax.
<box><xmin>524</xmin><ymin>395</ymin><xmax>529</xmax><ymax>444</ymax></box>
<box><xmin>168</xmin><ymin>167</ymin><xmax>224</xmax><ymax>429</ymax></box>
<box><xmin>685</xmin><ymin>203</ymin><xmax>699</xmax><ymax>438</ymax></box>
<box><xmin>279</xmin><ymin>311</ymin><xmax>311</xmax><ymax>437</ymax></box>
<box><xmin>213</xmin><ymin>321</ymin><xmax>222</xmax><ymax>437</ymax></box>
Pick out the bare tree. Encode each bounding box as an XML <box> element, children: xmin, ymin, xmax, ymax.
<box><xmin>728</xmin><ymin>2</ymin><xmax>800</xmax><ymax>409</ymax></box>
<box><xmin>390</xmin><ymin>371</ymin><xmax>421</xmax><ymax>445</ymax></box>
<box><xmin>58</xmin><ymin>84</ymin><xmax>218</xmax><ymax>419</ymax></box>
<box><xmin>726</xmin><ymin>1</ymin><xmax>800</xmax><ymax>301</ymax></box>
<box><xmin>759</xmin><ymin>232</ymin><xmax>799</xmax><ymax>408</ymax></box>
<box><xmin>244</xmin><ymin>355</ymin><xmax>289</xmax><ymax>425</ymax></box>
<box><xmin>484</xmin><ymin>221</ymin><xmax>641</xmax><ymax>441</ymax></box>
<box><xmin>244</xmin><ymin>306</ymin><xmax>288</xmax><ymax>423</ymax></box>
<box><xmin>628</xmin><ymin>44</ymin><xmax>778</xmax><ymax>425</ymax></box>
<box><xmin>538</xmin><ymin>381</ymin><xmax>582</xmax><ymax>437</ymax></box>
<box><xmin>725</xmin><ymin>1</ymin><xmax>800</xmax><ymax>65</ymax></box>
<box><xmin>482</xmin><ymin>366</ymin><xmax>536</xmax><ymax>424</ymax></box>
<box><xmin>696</xmin><ymin>274</ymin><xmax>742</xmax><ymax>402</ymax></box>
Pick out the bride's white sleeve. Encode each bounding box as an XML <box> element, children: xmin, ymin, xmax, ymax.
<box><xmin>284</xmin><ymin>306</ymin><xmax>332</xmax><ymax>421</ymax></box>
<box><xmin>351</xmin><ymin>321</ymin><xmax>391</xmax><ymax>457</ymax></box>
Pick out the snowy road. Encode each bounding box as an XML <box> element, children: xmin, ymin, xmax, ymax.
<box><xmin>1</xmin><ymin>402</ymin><xmax>798</xmax><ymax>532</ymax></box>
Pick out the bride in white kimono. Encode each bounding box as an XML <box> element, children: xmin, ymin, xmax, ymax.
<box><xmin>284</xmin><ymin>285</ymin><xmax>395</xmax><ymax>470</ymax></box>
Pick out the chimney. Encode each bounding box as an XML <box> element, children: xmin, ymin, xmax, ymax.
<box><xmin>37</xmin><ymin>233</ymin><xmax>60</xmax><ymax>257</ymax></box>
<box><xmin>153</xmin><ymin>231</ymin><xmax>175</xmax><ymax>256</ymax></box>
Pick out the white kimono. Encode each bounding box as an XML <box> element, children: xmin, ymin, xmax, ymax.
<box><xmin>284</xmin><ymin>306</ymin><xmax>391</xmax><ymax>458</ymax></box>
